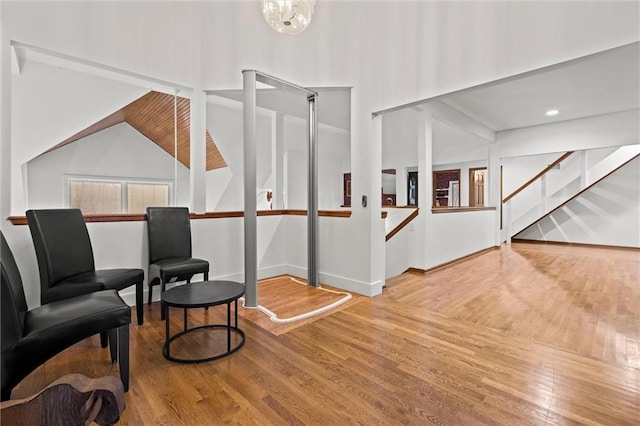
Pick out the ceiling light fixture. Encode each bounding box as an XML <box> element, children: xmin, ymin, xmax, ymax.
<box><xmin>546</xmin><ymin>109</ymin><xmax>559</xmax><ymax>116</ymax></box>
<box><xmin>262</xmin><ymin>0</ymin><xmax>316</xmax><ymax>34</ymax></box>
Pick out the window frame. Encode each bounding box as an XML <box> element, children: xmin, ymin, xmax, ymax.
<box><xmin>64</xmin><ymin>175</ymin><xmax>173</xmax><ymax>214</ymax></box>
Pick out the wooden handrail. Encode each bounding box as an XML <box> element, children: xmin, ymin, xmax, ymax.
<box><xmin>502</xmin><ymin>151</ymin><xmax>574</xmax><ymax>203</ymax></box>
<box><xmin>385</xmin><ymin>208</ymin><xmax>419</xmax><ymax>241</ymax></box>
<box><xmin>7</xmin><ymin>209</ymin><xmax>352</xmax><ymax>225</ymax></box>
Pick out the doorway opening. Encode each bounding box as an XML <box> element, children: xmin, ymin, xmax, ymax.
<box><xmin>469</xmin><ymin>167</ymin><xmax>487</xmax><ymax>207</ymax></box>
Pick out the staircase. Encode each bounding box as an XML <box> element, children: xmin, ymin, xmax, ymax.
<box><xmin>502</xmin><ymin>144</ymin><xmax>640</xmax><ymax>243</ymax></box>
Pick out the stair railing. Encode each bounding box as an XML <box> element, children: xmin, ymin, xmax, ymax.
<box><xmin>502</xmin><ymin>151</ymin><xmax>574</xmax><ymax>243</ymax></box>
<box><xmin>502</xmin><ymin>145</ymin><xmax>640</xmax><ymax>243</ymax></box>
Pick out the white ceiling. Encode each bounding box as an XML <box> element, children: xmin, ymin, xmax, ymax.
<box><xmin>439</xmin><ymin>42</ymin><xmax>639</xmax><ymax>131</ymax></box>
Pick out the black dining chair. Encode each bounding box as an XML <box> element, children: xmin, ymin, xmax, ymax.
<box><xmin>26</xmin><ymin>209</ymin><xmax>145</xmax><ymax>325</ymax></box>
<box><xmin>146</xmin><ymin>207</ymin><xmax>209</xmax><ymax>319</ymax></box>
<box><xmin>1</xmin><ymin>231</ymin><xmax>131</xmax><ymax>401</ymax></box>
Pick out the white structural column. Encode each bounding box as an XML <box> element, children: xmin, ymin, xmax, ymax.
<box><xmin>370</xmin><ymin>113</ymin><xmax>385</xmax><ymax>284</ymax></box>
<box><xmin>189</xmin><ymin>6</ymin><xmax>206</xmax><ymax>213</ymax></box>
<box><xmin>190</xmin><ymin>89</ymin><xmax>207</xmax><ymax>213</ymax></box>
<box><xmin>243</xmin><ymin>71</ymin><xmax>258</xmax><ymax>307</ymax></box>
<box><xmin>395</xmin><ymin>166</ymin><xmax>408</xmax><ymax>206</ymax></box>
<box><xmin>488</xmin><ymin>143</ymin><xmax>501</xmax><ymax>245</ymax></box>
<box><xmin>415</xmin><ymin>109</ymin><xmax>433</xmax><ymax>270</ymax></box>
<box><xmin>0</xmin><ymin>4</ymin><xmax>11</xmax><ymax>221</ymax></box>
<box><xmin>271</xmin><ymin>112</ymin><xmax>284</xmax><ymax>209</ymax></box>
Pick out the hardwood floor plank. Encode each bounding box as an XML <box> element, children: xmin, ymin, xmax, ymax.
<box><xmin>7</xmin><ymin>243</ymin><xmax>639</xmax><ymax>424</ymax></box>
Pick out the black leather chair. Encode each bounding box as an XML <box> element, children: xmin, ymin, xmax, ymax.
<box><xmin>146</xmin><ymin>207</ymin><xmax>209</xmax><ymax>319</ymax></box>
<box><xmin>26</xmin><ymin>209</ymin><xmax>145</xmax><ymax>325</ymax></box>
<box><xmin>1</xmin><ymin>231</ymin><xmax>130</xmax><ymax>401</ymax></box>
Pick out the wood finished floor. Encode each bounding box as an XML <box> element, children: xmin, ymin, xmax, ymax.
<box><xmin>9</xmin><ymin>243</ymin><xmax>640</xmax><ymax>425</ymax></box>
<box><xmin>238</xmin><ymin>276</ymin><xmax>365</xmax><ymax>335</ymax></box>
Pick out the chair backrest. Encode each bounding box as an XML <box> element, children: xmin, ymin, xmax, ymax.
<box><xmin>146</xmin><ymin>207</ymin><xmax>193</xmax><ymax>263</ymax></box>
<box><xmin>1</xmin><ymin>232</ymin><xmax>28</xmax><ymax>352</ymax></box>
<box><xmin>26</xmin><ymin>209</ymin><xmax>95</xmax><ymax>290</ymax></box>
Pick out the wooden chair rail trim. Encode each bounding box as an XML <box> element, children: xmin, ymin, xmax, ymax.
<box><xmin>431</xmin><ymin>206</ymin><xmax>496</xmax><ymax>214</ymax></box>
<box><xmin>503</xmin><ymin>151</ymin><xmax>574</xmax><ymax>203</ymax></box>
<box><xmin>385</xmin><ymin>209</ymin><xmax>419</xmax><ymax>242</ymax></box>
<box><xmin>511</xmin><ymin>153</ymin><xmax>640</xmax><ymax>237</ymax></box>
<box><xmin>8</xmin><ymin>210</ymin><xmax>352</xmax><ymax>225</ymax></box>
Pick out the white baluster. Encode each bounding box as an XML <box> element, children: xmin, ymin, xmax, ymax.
<box><xmin>540</xmin><ymin>174</ymin><xmax>547</xmax><ymax>215</ymax></box>
<box><xmin>505</xmin><ymin>200</ymin><xmax>512</xmax><ymax>244</ymax></box>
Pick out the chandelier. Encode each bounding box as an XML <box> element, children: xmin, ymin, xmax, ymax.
<box><xmin>262</xmin><ymin>0</ymin><xmax>316</xmax><ymax>34</ymax></box>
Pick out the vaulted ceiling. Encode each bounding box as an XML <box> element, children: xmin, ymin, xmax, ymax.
<box><xmin>43</xmin><ymin>91</ymin><xmax>227</xmax><ymax>171</ymax></box>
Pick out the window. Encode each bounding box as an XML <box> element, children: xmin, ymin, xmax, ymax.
<box><xmin>127</xmin><ymin>183</ymin><xmax>170</xmax><ymax>214</ymax></box>
<box><xmin>68</xmin><ymin>178</ymin><xmax>171</xmax><ymax>214</ymax></box>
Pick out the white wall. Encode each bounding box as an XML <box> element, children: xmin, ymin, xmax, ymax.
<box><xmin>517</xmin><ymin>156</ymin><xmax>640</xmax><ymax>247</ymax></box>
<box><xmin>10</xmin><ymin>60</ymin><xmax>150</xmax><ymax>215</ymax></box>
<box><xmin>205</xmin><ymin>100</ymin><xmax>350</xmax><ymax>211</ymax></box>
<box><xmin>382</xmin><ymin>108</ymin><xmax>419</xmax><ymax>170</ymax></box>
<box><xmin>432</xmin><ymin>119</ymin><xmax>489</xmax><ymax>166</ymax></box>
<box><xmin>288</xmin><ymin>214</ymin><xmax>385</xmax><ymax>296</ymax></box>
<box><xmin>385</xmin><ymin>218</ymin><xmax>417</xmax><ymax>279</ymax></box>
<box><xmin>425</xmin><ymin>210</ymin><xmax>496</xmax><ymax>269</ymax></box>
<box><xmin>500</xmin><ymin>112</ymin><xmax>639</xmax><ymax>240</ymax></box>
<box><xmin>205</xmin><ymin>100</ymin><xmax>272</xmax><ymax>211</ymax></box>
<box><xmin>2</xmin><ymin>1</ymin><xmax>638</xmax><ymax>301</ymax></box>
<box><xmin>26</xmin><ymin>122</ymin><xmax>190</xmax><ymax>209</ymax></box>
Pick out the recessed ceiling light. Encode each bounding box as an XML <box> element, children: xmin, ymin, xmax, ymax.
<box><xmin>546</xmin><ymin>109</ymin><xmax>559</xmax><ymax>116</ymax></box>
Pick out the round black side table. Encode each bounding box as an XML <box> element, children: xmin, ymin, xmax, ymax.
<box><xmin>161</xmin><ymin>280</ymin><xmax>245</xmax><ymax>363</ymax></box>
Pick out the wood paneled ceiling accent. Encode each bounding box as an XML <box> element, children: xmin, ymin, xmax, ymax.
<box><xmin>41</xmin><ymin>91</ymin><xmax>227</xmax><ymax>171</ymax></box>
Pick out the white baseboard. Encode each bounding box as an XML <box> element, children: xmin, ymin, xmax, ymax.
<box><xmin>285</xmin><ymin>265</ymin><xmax>382</xmax><ymax>296</ymax></box>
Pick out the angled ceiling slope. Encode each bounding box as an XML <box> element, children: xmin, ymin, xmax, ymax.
<box><xmin>42</xmin><ymin>91</ymin><xmax>227</xmax><ymax>171</ymax></box>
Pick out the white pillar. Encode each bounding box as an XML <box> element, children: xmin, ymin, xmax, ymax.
<box><xmin>370</xmin><ymin>112</ymin><xmax>385</xmax><ymax>290</ymax></box>
<box><xmin>488</xmin><ymin>143</ymin><xmax>501</xmax><ymax>246</ymax></box>
<box><xmin>190</xmin><ymin>89</ymin><xmax>206</xmax><ymax>213</ymax></box>
<box><xmin>395</xmin><ymin>166</ymin><xmax>408</xmax><ymax>206</ymax></box>
<box><xmin>416</xmin><ymin>110</ymin><xmax>433</xmax><ymax>270</ymax></box>
<box><xmin>271</xmin><ymin>112</ymin><xmax>284</xmax><ymax>209</ymax></box>
<box><xmin>505</xmin><ymin>200</ymin><xmax>512</xmax><ymax>244</ymax></box>
<box><xmin>189</xmin><ymin>6</ymin><xmax>205</xmax><ymax>213</ymax></box>
<box><xmin>0</xmin><ymin>9</ymin><xmax>12</xmax><ymax>221</ymax></box>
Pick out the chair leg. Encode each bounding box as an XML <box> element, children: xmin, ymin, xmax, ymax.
<box><xmin>160</xmin><ymin>278</ymin><xmax>166</xmax><ymax>320</ymax></box>
<box><xmin>118</xmin><ymin>324</ymin><xmax>129</xmax><ymax>392</ymax></box>
<box><xmin>108</xmin><ymin>328</ymin><xmax>118</xmax><ymax>363</ymax></box>
<box><xmin>136</xmin><ymin>281</ymin><xmax>144</xmax><ymax>326</ymax></box>
<box><xmin>204</xmin><ymin>273</ymin><xmax>209</xmax><ymax>310</ymax></box>
<box><xmin>147</xmin><ymin>281</ymin><xmax>153</xmax><ymax>305</ymax></box>
<box><xmin>100</xmin><ymin>331</ymin><xmax>108</xmax><ymax>348</ymax></box>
